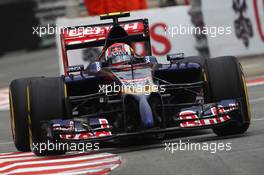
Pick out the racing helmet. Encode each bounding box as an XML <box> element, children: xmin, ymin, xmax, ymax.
<box><xmin>105</xmin><ymin>43</ymin><xmax>133</xmax><ymax>65</ymax></box>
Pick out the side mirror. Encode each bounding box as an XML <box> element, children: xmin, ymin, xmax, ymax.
<box><xmin>167</xmin><ymin>53</ymin><xmax>184</xmax><ymax>62</ymax></box>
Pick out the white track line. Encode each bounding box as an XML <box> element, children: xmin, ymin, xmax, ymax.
<box><xmin>246</xmin><ymin>76</ymin><xmax>264</xmax><ymax>87</ymax></box>
<box><xmin>0</xmin><ymin>142</ymin><xmax>13</xmax><ymax>145</ymax></box>
<box><xmin>0</xmin><ymin>152</ymin><xmax>35</xmax><ymax>159</ymax></box>
<box><xmin>249</xmin><ymin>97</ymin><xmax>264</xmax><ymax>103</ymax></box>
<box><xmin>247</xmin><ymin>82</ymin><xmax>264</xmax><ymax>87</ymax></box>
<box><xmin>252</xmin><ymin>118</ymin><xmax>264</xmax><ymax>121</ymax></box>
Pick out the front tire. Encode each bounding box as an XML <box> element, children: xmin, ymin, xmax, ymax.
<box><xmin>9</xmin><ymin>78</ymin><xmax>36</xmax><ymax>152</ymax></box>
<box><xmin>27</xmin><ymin>77</ymin><xmax>67</xmax><ymax>156</ymax></box>
<box><xmin>206</xmin><ymin>56</ymin><xmax>251</xmax><ymax>136</ymax></box>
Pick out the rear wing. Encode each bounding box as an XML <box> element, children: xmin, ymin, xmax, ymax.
<box><xmin>61</xmin><ymin>19</ymin><xmax>150</xmax><ymax>50</ymax></box>
<box><xmin>60</xmin><ymin>13</ymin><xmax>152</xmax><ymax>75</ymax></box>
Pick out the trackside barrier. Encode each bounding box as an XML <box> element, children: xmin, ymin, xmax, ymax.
<box><xmin>202</xmin><ymin>0</ymin><xmax>264</xmax><ymax>57</ymax></box>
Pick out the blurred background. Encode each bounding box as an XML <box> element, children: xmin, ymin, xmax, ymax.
<box><xmin>0</xmin><ymin>0</ymin><xmax>191</xmax><ymax>55</ymax></box>
<box><xmin>0</xmin><ymin>0</ymin><xmax>264</xmax><ymax>100</ymax></box>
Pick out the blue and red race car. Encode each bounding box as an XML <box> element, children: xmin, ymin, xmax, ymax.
<box><xmin>9</xmin><ymin>12</ymin><xmax>250</xmax><ymax>156</ymax></box>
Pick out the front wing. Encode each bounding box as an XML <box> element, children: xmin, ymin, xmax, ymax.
<box><xmin>42</xmin><ymin>99</ymin><xmax>241</xmax><ymax>143</ymax></box>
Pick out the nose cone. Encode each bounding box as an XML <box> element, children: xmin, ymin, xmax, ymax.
<box><xmin>137</xmin><ymin>95</ymin><xmax>154</xmax><ymax>128</ymax></box>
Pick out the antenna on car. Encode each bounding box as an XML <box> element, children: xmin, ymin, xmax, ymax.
<box><xmin>100</xmin><ymin>12</ymin><xmax>130</xmax><ymax>26</ymax></box>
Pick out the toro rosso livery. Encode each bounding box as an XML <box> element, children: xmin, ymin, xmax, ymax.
<box><xmin>9</xmin><ymin>12</ymin><xmax>251</xmax><ymax>156</ymax></box>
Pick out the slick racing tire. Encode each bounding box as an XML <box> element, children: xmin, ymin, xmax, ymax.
<box><xmin>27</xmin><ymin>77</ymin><xmax>67</xmax><ymax>156</ymax></box>
<box><xmin>9</xmin><ymin>78</ymin><xmax>38</xmax><ymax>152</ymax></box>
<box><xmin>206</xmin><ymin>56</ymin><xmax>251</xmax><ymax>136</ymax></box>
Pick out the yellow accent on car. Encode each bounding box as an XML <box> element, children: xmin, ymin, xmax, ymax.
<box><xmin>108</xmin><ymin>12</ymin><xmax>122</xmax><ymax>16</ymax></box>
<box><xmin>9</xmin><ymin>88</ymin><xmax>16</xmax><ymax>139</ymax></box>
<box><xmin>26</xmin><ymin>86</ymin><xmax>33</xmax><ymax>149</ymax></box>
<box><xmin>203</xmin><ymin>69</ymin><xmax>207</xmax><ymax>82</ymax></box>
<box><xmin>101</xmin><ymin>11</ymin><xmax>129</xmax><ymax>17</ymax></box>
<box><xmin>242</xmin><ymin>72</ymin><xmax>251</xmax><ymax>120</ymax></box>
<box><xmin>64</xmin><ymin>83</ymin><xmax>68</xmax><ymax>97</ymax></box>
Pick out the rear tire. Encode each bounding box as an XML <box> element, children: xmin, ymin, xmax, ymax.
<box><xmin>28</xmin><ymin>77</ymin><xmax>67</xmax><ymax>156</ymax></box>
<box><xmin>206</xmin><ymin>56</ymin><xmax>250</xmax><ymax>136</ymax></box>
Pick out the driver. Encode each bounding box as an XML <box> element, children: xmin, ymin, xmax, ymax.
<box><xmin>105</xmin><ymin>43</ymin><xmax>134</xmax><ymax>66</ymax></box>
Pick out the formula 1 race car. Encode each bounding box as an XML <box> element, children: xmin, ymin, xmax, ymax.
<box><xmin>9</xmin><ymin>12</ymin><xmax>251</xmax><ymax>156</ymax></box>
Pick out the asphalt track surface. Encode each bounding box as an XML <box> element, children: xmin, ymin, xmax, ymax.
<box><xmin>0</xmin><ymin>49</ymin><xmax>264</xmax><ymax>175</ymax></box>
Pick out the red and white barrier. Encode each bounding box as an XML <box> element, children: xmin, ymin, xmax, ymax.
<box><xmin>247</xmin><ymin>76</ymin><xmax>264</xmax><ymax>87</ymax></box>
